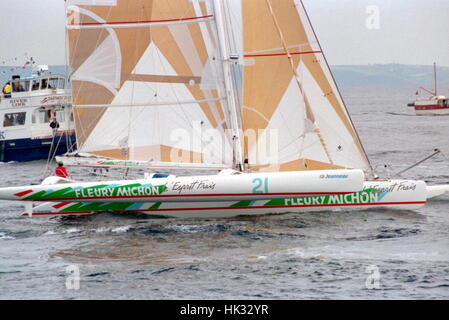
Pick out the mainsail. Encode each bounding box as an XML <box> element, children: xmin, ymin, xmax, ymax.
<box><xmin>240</xmin><ymin>0</ymin><xmax>373</xmax><ymax>175</ymax></box>
<box><xmin>65</xmin><ymin>0</ymin><xmax>373</xmax><ymax>175</ymax></box>
<box><xmin>66</xmin><ymin>0</ymin><xmax>236</xmax><ymax>168</ymax></box>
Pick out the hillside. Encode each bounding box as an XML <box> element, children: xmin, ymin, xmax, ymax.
<box><xmin>332</xmin><ymin>64</ymin><xmax>449</xmax><ymax>88</ymax></box>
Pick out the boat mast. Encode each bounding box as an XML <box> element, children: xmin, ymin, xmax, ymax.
<box><xmin>212</xmin><ymin>0</ymin><xmax>244</xmax><ymax>172</ymax></box>
<box><xmin>433</xmin><ymin>62</ymin><xmax>437</xmax><ymax>96</ymax></box>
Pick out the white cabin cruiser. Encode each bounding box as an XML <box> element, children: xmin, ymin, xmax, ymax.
<box><xmin>0</xmin><ymin>68</ymin><xmax>76</xmax><ymax>162</ymax></box>
<box><xmin>407</xmin><ymin>63</ymin><xmax>449</xmax><ymax>115</ymax></box>
<box><xmin>408</xmin><ymin>95</ymin><xmax>449</xmax><ymax>116</ymax></box>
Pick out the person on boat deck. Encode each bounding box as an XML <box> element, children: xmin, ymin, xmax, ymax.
<box><xmin>49</xmin><ymin>118</ymin><xmax>60</xmax><ymax>135</ymax></box>
<box><xmin>2</xmin><ymin>82</ymin><xmax>11</xmax><ymax>98</ymax></box>
<box><xmin>55</xmin><ymin>161</ymin><xmax>70</xmax><ymax>178</ymax></box>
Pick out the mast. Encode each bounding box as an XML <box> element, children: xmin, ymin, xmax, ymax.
<box><xmin>434</xmin><ymin>62</ymin><xmax>437</xmax><ymax>96</ymax></box>
<box><xmin>212</xmin><ymin>0</ymin><xmax>244</xmax><ymax>171</ymax></box>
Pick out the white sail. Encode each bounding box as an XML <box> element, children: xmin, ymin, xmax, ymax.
<box><xmin>239</xmin><ymin>0</ymin><xmax>373</xmax><ymax>175</ymax></box>
<box><xmin>66</xmin><ymin>0</ymin><xmax>236</xmax><ymax>167</ymax></box>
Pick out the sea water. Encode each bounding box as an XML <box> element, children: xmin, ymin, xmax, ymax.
<box><xmin>0</xmin><ymin>85</ymin><xmax>449</xmax><ymax>299</ymax></box>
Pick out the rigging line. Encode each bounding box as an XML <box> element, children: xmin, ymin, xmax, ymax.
<box><xmin>42</xmin><ymin>132</ymin><xmax>64</xmax><ymax>180</ymax></box>
<box><xmin>125</xmin><ymin>4</ymin><xmax>145</xmax><ymax>168</ymax></box>
<box><xmin>152</xmin><ymin>20</ymin><xmax>229</xmax><ymax>159</ymax></box>
<box><xmin>152</xmin><ymin>36</ymin><xmax>197</xmax><ymax>132</ymax></box>
<box><xmin>297</xmin><ymin>0</ymin><xmax>374</xmax><ymax>177</ymax></box>
<box><xmin>393</xmin><ymin>149</ymin><xmax>441</xmax><ymax>177</ymax></box>
<box><xmin>146</xmin><ymin>6</ymin><xmax>203</xmax><ymax>130</ymax></box>
<box><xmin>189</xmin><ymin>3</ymin><xmax>230</xmax><ymax>133</ymax></box>
<box><xmin>42</xmin><ymin>133</ymin><xmax>57</xmax><ymax>180</ymax></box>
<box><xmin>68</xmin><ymin>6</ymin><xmax>115</xmax><ymax>151</ymax></box>
<box><xmin>70</xmin><ymin>6</ymin><xmax>112</xmax><ymax>115</ymax></box>
<box><xmin>264</xmin><ymin>0</ymin><xmax>335</xmax><ymax>168</ymax></box>
<box><xmin>50</xmin><ymin>133</ymin><xmax>65</xmax><ymax>164</ymax></box>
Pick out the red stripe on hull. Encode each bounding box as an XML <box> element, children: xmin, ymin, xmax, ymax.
<box><xmin>14</xmin><ymin>190</ymin><xmax>33</xmax><ymax>197</ymax></box>
<box><xmin>53</xmin><ymin>202</ymin><xmax>71</xmax><ymax>209</ymax></box>
<box><xmin>415</xmin><ymin>104</ymin><xmax>449</xmax><ymax>110</ymax></box>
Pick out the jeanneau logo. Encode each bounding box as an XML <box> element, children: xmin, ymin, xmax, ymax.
<box><xmin>319</xmin><ymin>174</ymin><xmax>349</xmax><ymax>179</ymax></box>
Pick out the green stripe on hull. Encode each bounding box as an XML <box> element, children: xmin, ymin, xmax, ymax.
<box><xmin>230</xmin><ymin>188</ymin><xmax>380</xmax><ymax>208</ymax></box>
<box><xmin>22</xmin><ymin>183</ymin><xmax>168</xmax><ymax>201</ymax></box>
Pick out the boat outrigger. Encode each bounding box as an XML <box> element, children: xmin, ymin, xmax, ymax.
<box><xmin>0</xmin><ymin>0</ymin><xmax>448</xmax><ymax>218</ymax></box>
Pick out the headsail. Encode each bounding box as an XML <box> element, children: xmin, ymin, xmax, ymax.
<box><xmin>240</xmin><ymin>0</ymin><xmax>373</xmax><ymax>175</ymax></box>
<box><xmin>66</xmin><ymin>0</ymin><xmax>235</xmax><ymax>168</ymax></box>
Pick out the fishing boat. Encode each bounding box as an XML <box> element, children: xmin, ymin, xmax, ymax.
<box><xmin>0</xmin><ymin>0</ymin><xmax>448</xmax><ymax>217</ymax></box>
<box><xmin>0</xmin><ymin>65</ymin><xmax>76</xmax><ymax>162</ymax></box>
<box><xmin>407</xmin><ymin>63</ymin><xmax>449</xmax><ymax>115</ymax></box>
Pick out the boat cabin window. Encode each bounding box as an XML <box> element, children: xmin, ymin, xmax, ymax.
<box><xmin>3</xmin><ymin>112</ymin><xmax>26</xmax><ymax>127</ymax></box>
<box><xmin>41</xmin><ymin>78</ymin><xmax>48</xmax><ymax>90</ymax></box>
<box><xmin>12</xmin><ymin>80</ymin><xmax>30</xmax><ymax>92</ymax></box>
<box><xmin>31</xmin><ymin>79</ymin><xmax>40</xmax><ymax>91</ymax></box>
<box><xmin>48</xmin><ymin>78</ymin><xmax>59</xmax><ymax>89</ymax></box>
<box><xmin>38</xmin><ymin>110</ymin><xmax>52</xmax><ymax>123</ymax></box>
<box><xmin>56</xmin><ymin>110</ymin><xmax>65</xmax><ymax>123</ymax></box>
<box><xmin>58</xmin><ymin>78</ymin><xmax>65</xmax><ymax>89</ymax></box>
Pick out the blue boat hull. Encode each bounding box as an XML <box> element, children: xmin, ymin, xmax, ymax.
<box><xmin>0</xmin><ymin>135</ymin><xmax>76</xmax><ymax>162</ymax></box>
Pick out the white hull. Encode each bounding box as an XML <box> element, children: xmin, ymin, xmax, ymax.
<box><xmin>17</xmin><ymin>179</ymin><xmax>427</xmax><ymax>218</ymax></box>
<box><xmin>426</xmin><ymin>184</ymin><xmax>449</xmax><ymax>199</ymax></box>
<box><xmin>0</xmin><ymin>169</ymin><xmax>364</xmax><ymax>203</ymax></box>
<box><xmin>414</xmin><ymin>108</ymin><xmax>449</xmax><ymax>116</ymax></box>
<box><xmin>412</xmin><ymin>95</ymin><xmax>449</xmax><ymax>116</ymax></box>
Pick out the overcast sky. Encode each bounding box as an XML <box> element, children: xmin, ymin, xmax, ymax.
<box><xmin>0</xmin><ymin>0</ymin><xmax>448</xmax><ymax>67</ymax></box>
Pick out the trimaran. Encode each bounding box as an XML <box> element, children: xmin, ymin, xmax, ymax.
<box><xmin>0</xmin><ymin>0</ymin><xmax>448</xmax><ymax>217</ymax></box>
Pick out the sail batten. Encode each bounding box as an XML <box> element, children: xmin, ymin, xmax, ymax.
<box><xmin>244</xmin><ymin>50</ymin><xmax>321</xmax><ymax>58</ymax></box>
<box><xmin>72</xmin><ymin>97</ymin><xmax>227</xmax><ymax>109</ymax></box>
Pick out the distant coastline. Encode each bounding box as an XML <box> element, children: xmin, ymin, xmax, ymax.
<box><xmin>1</xmin><ymin>64</ymin><xmax>448</xmax><ymax>88</ymax></box>
<box><xmin>332</xmin><ymin>64</ymin><xmax>449</xmax><ymax>88</ymax></box>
